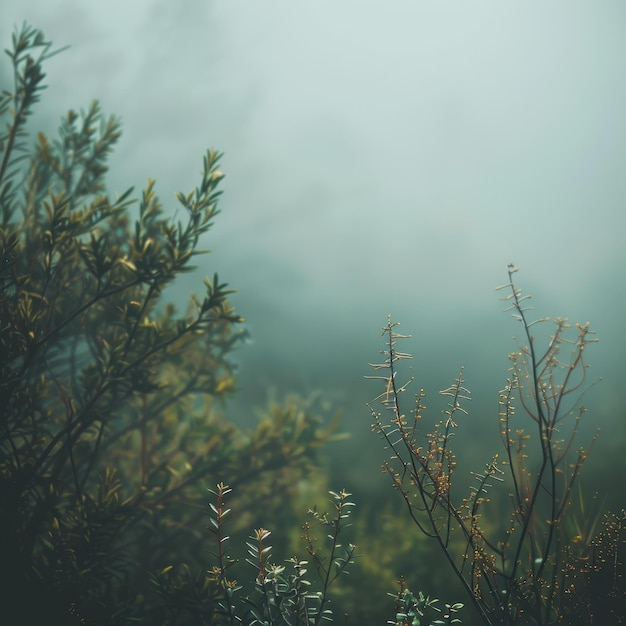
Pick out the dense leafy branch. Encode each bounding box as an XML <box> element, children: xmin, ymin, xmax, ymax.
<box><xmin>0</xmin><ymin>24</ymin><xmax>342</xmax><ymax>625</ymax></box>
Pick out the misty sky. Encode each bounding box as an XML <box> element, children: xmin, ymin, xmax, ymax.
<box><xmin>3</xmin><ymin>2</ymin><xmax>625</xmax><ymax>481</ymax></box>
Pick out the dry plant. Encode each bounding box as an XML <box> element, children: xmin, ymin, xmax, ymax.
<box><xmin>367</xmin><ymin>264</ymin><xmax>623</xmax><ymax>625</ymax></box>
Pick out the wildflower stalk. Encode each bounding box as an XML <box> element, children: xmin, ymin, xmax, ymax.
<box><xmin>369</xmin><ymin>265</ymin><xmax>601</xmax><ymax>625</ymax></box>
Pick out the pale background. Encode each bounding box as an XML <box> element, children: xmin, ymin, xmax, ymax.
<box><xmin>3</xmin><ymin>1</ymin><xmax>624</xmax><ymax>492</ymax></box>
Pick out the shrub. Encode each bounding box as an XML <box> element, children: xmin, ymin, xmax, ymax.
<box><xmin>0</xmin><ymin>24</ymin><xmax>339</xmax><ymax>625</ymax></box>
<box><xmin>200</xmin><ymin>483</ymin><xmax>357</xmax><ymax>626</ymax></box>
<box><xmin>367</xmin><ymin>264</ymin><xmax>625</xmax><ymax>625</ymax></box>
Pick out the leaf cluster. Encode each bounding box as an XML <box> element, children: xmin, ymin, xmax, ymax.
<box><xmin>389</xmin><ymin>576</ymin><xmax>463</xmax><ymax>626</ymax></box>
<box><xmin>148</xmin><ymin>484</ymin><xmax>359</xmax><ymax>626</ymax></box>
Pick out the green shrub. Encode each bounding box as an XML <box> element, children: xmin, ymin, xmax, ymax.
<box><xmin>0</xmin><ymin>24</ymin><xmax>340</xmax><ymax>625</ymax></box>
<box><xmin>201</xmin><ymin>484</ymin><xmax>357</xmax><ymax>626</ymax></box>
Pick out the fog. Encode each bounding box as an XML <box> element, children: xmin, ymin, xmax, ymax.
<box><xmin>3</xmin><ymin>1</ymin><xmax>625</xmax><ymax>496</ymax></box>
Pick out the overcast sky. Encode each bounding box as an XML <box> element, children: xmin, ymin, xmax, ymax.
<box><xmin>3</xmin><ymin>3</ymin><xmax>625</xmax><ymax>469</ymax></box>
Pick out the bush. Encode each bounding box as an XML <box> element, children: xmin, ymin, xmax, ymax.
<box><xmin>0</xmin><ymin>24</ymin><xmax>339</xmax><ymax>625</ymax></box>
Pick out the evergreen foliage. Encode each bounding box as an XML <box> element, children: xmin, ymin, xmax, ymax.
<box><xmin>0</xmin><ymin>24</ymin><xmax>340</xmax><ymax>625</ymax></box>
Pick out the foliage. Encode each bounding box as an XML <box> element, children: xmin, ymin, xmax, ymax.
<box><xmin>9</xmin><ymin>21</ymin><xmax>622</xmax><ymax>626</ymax></box>
<box><xmin>367</xmin><ymin>264</ymin><xmax>625</xmax><ymax>625</ymax></box>
<box><xmin>331</xmin><ymin>498</ymin><xmax>459</xmax><ymax>625</ymax></box>
<box><xmin>195</xmin><ymin>483</ymin><xmax>357</xmax><ymax>626</ymax></box>
<box><xmin>389</xmin><ymin>577</ymin><xmax>463</xmax><ymax>626</ymax></box>
<box><xmin>0</xmin><ymin>24</ymin><xmax>340</xmax><ymax>625</ymax></box>
<box><xmin>152</xmin><ymin>484</ymin><xmax>457</xmax><ymax>626</ymax></box>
